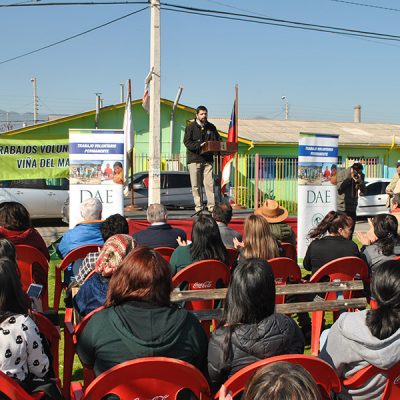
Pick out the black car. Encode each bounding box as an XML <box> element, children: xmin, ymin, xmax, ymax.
<box><xmin>125</xmin><ymin>171</ymin><xmax>220</xmax><ymax>209</ymax></box>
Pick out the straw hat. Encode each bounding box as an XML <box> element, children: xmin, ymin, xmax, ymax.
<box><xmin>254</xmin><ymin>200</ymin><xmax>288</xmax><ymax>223</ymax></box>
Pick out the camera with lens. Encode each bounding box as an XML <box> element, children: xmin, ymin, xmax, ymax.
<box><xmin>353</xmin><ymin>172</ymin><xmax>359</xmax><ymax>179</ymax></box>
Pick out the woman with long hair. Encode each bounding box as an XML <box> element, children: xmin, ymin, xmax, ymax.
<box><xmin>77</xmin><ymin>246</ymin><xmax>208</xmax><ymax>377</ymax></box>
<box><xmin>359</xmin><ymin>214</ymin><xmax>400</xmax><ymax>275</ymax></box>
<box><xmin>0</xmin><ymin>257</ymin><xmax>55</xmax><ymax>396</ymax></box>
<box><xmin>303</xmin><ymin>210</ymin><xmax>360</xmax><ymax>275</ymax></box>
<box><xmin>320</xmin><ymin>260</ymin><xmax>400</xmax><ymax>399</ymax></box>
<box><xmin>208</xmin><ymin>258</ymin><xmax>304</xmax><ymax>391</ymax></box>
<box><xmin>233</xmin><ymin>214</ymin><xmax>280</xmax><ymax>267</ymax></box>
<box><xmin>169</xmin><ymin>214</ymin><xmax>228</xmax><ymax>275</ymax></box>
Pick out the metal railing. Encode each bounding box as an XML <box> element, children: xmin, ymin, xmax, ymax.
<box><xmin>133</xmin><ymin>153</ymin><xmax>384</xmax><ymax>214</ymax></box>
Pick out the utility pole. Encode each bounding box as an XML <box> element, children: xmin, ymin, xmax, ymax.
<box><xmin>148</xmin><ymin>0</ymin><xmax>161</xmax><ymax>205</ymax></box>
<box><xmin>31</xmin><ymin>77</ymin><xmax>38</xmax><ymax>124</ymax></box>
<box><xmin>95</xmin><ymin>93</ymin><xmax>102</xmax><ymax>128</ymax></box>
<box><xmin>281</xmin><ymin>96</ymin><xmax>289</xmax><ymax>120</ymax></box>
<box><xmin>120</xmin><ymin>82</ymin><xmax>125</xmax><ymax>103</ymax></box>
<box><xmin>169</xmin><ymin>86</ymin><xmax>183</xmax><ymax>158</ymax></box>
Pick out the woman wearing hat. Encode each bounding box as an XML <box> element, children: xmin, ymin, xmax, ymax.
<box><xmin>254</xmin><ymin>200</ymin><xmax>296</xmax><ymax>245</ymax></box>
<box><xmin>74</xmin><ymin>234</ymin><xmax>135</xmax><ymax>317</ymax></box>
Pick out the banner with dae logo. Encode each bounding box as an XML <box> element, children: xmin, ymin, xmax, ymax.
<box><xmin>297</xmin><ymin>133</ymin><xmax>339</xmax><ymax>263</ymax></box>
<box><xmin>69</xmin><ymin>129</ymin><xmax>124</xmax><ymax>227</ymax></box>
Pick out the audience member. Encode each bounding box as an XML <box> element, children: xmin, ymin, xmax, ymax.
<box><xmin>254</xmin><ymin>200</ymin><xmax>296</xmax><ymax>245</ymax></box>
<box><xmin>0</xmin><ymin>202</ymin><xmax>49</xmax><ymax>260</ymax></box>
<box><xmin>303</xmin><ymin>211</ymin><xmax>360</xmax><ymax>275</ymax></box>
<box><xmin>77</xmin><ymin>247</ymin><xmax>208</xmax><ymax>377</ymax></box>
<box><xmin>57</xmin><ymin>198</ymin><xmax>104</xmax><ymax>283</ymax></box>
<box><xmin>0</xmin><ymin>202</ymin><xmax>50</xmax><ymax>291</ymax></box>
<box><xmin>75</xmin><ymin>213</ymin><xmax>129</xmax><ymax>285</ymax></box>
<box><xmin>358</xmin><ymin>214</ymin><xmax>400</xmax><ymax>275</ymax></box>
<box><xmin>212</xmin><ymin>203</ymin><xmax>242</xmax><ymax>249</ymax></box>
<box><xmin>0</xmin><ymin>257</ymin><xmax>62</xmax><ymax>399</ymax></box>
<box><xmin>234</xmin><ymin>214</ymin><xmax>281</xmax><ymax>267</ymax></box>
<box><xmin>385</xmin><ymin>161</ymin><xmax>400</xmax><ymax>207</ymax></box>
<box><xmin>219</xmin><ymin>362</ymin><xmax>321</xmax><ymax>400</ymax></box>
<box><xmin>133</xmin><ymin>204</ymin><xmax>186</xmax><ymax>248</ymax></box>
<box><xmin>169</xmin><ymin>214</ymin><xmax>228</xmax><ymax>275</ymax></box>
<box><xmin>390</xmin><ymin>193</ymin><xmax>400</xmax><ymax>235</ymax></box>
<box><xmin>208</xmin><ymin>258</ymin><xmax>304</xmax><ymax>391</ymax></box>
<box><xmin>320</xmin><ymin>260</ymin><xmax>400</xmax><ymax>400</ymax></box>
<box><xmin>74</xmin><ymin>234</ymin><xmax>135</xmax><ymax>317</ymax></box>
<box><xmin>0</xmin><ymin>237</ymin><xmax>16</xmax><ymax>260</ymax></box>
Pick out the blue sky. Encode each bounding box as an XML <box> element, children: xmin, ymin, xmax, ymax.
<box><xmin>1</xmin><ymin>0</ymin><xmax>400</xmax><ymax>123</ymax></box>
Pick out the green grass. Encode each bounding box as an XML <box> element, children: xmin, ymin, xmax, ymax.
<box><xmin>48</xmin><ymin>259</ymin><xmax>83</xmax><ymax>384</ymax></box>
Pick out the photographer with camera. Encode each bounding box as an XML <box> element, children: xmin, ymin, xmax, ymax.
<box><xmin>337</xmin><ymin>162</ymin><xmax>366</xmax><ymax>236</ymax></box>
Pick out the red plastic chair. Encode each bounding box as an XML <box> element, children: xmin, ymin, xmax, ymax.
<box><xmin>343</xmin><ymin>362</ymin><xmax>400</xmax><ymax>400</ymax></box>
<box><xmin>172</xmin><ymin>259</ymin><xmax>230</xmax><ymax>336</ymax></box>
<box><xmin>31</xmin><ymin>311</ymin><xmax>61</xmax><ymax>384</ymax></box>
<box><xmin>268</xmin><ymin>257</ymin><xmax>302</xmax><ymax>304</ymax></box>
<box><xmin>281</xmin><ymin>242</ymin><xmax>297</xmax><ymax>262</ymax></box>
<box><xmin>154</xmin><ymin>246</ymin><xmax>175</xmax><ymax>262</ymax></box>
<box><xmin>15</xmin><ymin>245</ymin><xmax>50</xmax><ymax>311</ymax></box>
<box><xmin>63</xmin><ymin>306</ymin><xmax>104</xmax><ymax>399</ymax></box>
<box><xmin>217</xmin><ymin>354</ymin><xmax>341</xmax><ymax>400</ymax></box>
<box><xmin>70</xmin><ymin>357</ymin><xmax>211</xmax><ymax>400</ymax></box>
<box><xmin>53</xmin><ymin>244</ymin><xmax>101</xmax><ymax>312</ymax></box>
<box><xmin>309</xmin><ymin>256</ymin><xmax>369</xmax><ymax>355</ymax></box>
<box><xmin>0</xmin><ymin>370</ymin><xmax>44</xmax><ymax>399</ymax></box>
<box><xmin>226</xmin><ymin>248</ymin><xmax>238</xmax><ymax>270</ymax></box>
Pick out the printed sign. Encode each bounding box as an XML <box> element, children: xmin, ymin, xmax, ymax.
<box><xmin>297</xmin><ymin>133</ymin><xmax>339</xmax><ymax>262</ymax></box>
<box><xmin>69</xmin><ymin>129</ymin><xmax>124</xmax><ymax>227</ymax></box>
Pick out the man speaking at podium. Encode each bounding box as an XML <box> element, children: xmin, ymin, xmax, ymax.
<box><xmin>184</xmin><ymin>105</ymin><xmax>220</xmax><ymax>213</ymax></box>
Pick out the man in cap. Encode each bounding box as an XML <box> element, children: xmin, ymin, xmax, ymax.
<box><xmin>337</xmin><ymin>162</ymin><xmax>366</xmax><ymax>235</ymax></box>
<box><xmin>254</xmin><ymin>199</ymin><xmax>296</xmax><ymax>245</ymax></box>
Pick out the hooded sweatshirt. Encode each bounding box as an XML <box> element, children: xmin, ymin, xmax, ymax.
<box><xmin>320</xmin><ymin>310</ymin><xmax>400</xmax><ymax>400</ymax></box>
<box><xmin>0</xmin><ymin>226</ymin><xmax>49</xmax><ymax>260</ymax></box>
<box><xmin>77</xmin><ymin>300</ymin><xmax>208</xmax><ymax>377</ymax></box>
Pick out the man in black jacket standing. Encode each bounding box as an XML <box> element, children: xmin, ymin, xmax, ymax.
<box><xmin>337</xmin><ymin>162</ymin><xmax>366</xmax><ymax>236</ymax></box>
<box><xmin>184</xmin><ymin>105</ymin><xmax>220</xmax><ymax>213</ymax></box>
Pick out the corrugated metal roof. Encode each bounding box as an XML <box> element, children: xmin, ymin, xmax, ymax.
<box><xmin>209</xmin><ymin>118</ymin><xmax>400</xmax><ymax>147</ymax></box>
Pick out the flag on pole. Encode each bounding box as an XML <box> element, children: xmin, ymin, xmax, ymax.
<box><xmin>123</xmin><ymin>84</ymin><xmax>133</xmax><ymax>192</ymax></box>
<box><xmin>221</xmin><ymin>101</ymin><xmax>237</xmax><ymax>194</ymax></box>
<box><xmin>142</xmin><ymin>82</ymin><xmax>150</xmax><ymax>112</ymax></box>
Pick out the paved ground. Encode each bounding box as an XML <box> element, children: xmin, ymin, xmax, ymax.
<box><xmin>33</xmin><ymin>210</ymin><xmax>370</xmax><ymax>247</ymax></box>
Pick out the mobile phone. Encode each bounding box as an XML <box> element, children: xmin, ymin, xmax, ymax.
<box><xmin>27</xmin><ymin>283</ymin><xmax>43</xmax><ymax>299</ymax></box>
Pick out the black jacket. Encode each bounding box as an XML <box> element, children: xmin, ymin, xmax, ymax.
<box><xmin>184</xmin><ymin>120</ymin><xmax>220</xmax><ymax>164</ymax></box>
<box><xmin>303</xmin><ymin>236</ymin><xmax>361</xmax><ymax>275</ymax></box>
<box><xmin>338</xmin><ymin>172</ymin><xmax>366</xmax><ymax>214</ymax></box>
<box><xmin>77</xmin><ymin>300</ymin><xmax>208</xmax><ymax>377</ymax></box>
<box><xmin>207</xmin><ymin>313</ymin><xmax>304</xmax><ymax>390</ymax></box>
<box><xmin>132</xmin><ymin>223</ymin><xmax>186</xmax><ymax>248</ymax></box>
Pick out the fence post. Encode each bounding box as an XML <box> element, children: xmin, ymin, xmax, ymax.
<box><xmin>255</xmin><ymin>154</ymin><xmax>259</xmax><ymax>210</ymax></box>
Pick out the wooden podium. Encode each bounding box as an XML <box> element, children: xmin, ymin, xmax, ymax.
<box><xmin>201</xmin><ymin>141</ymin><xmax>238</xmax><ymax>155</ymax></box>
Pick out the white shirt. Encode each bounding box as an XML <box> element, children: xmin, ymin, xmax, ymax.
<box><xmin>0</xmin><ymin>314</ymin><xmax>49</xmax><ymax>381</ymax></box>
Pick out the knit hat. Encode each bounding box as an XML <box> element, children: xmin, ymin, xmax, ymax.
<box><xmin>95</xmin><ymin>234</ymin><xmax>134</xmax><ymax>277</ymax></box>
<box><xmin>254</xmin><ymin>200</ymin><xmax>288</xmax><ymax>223</ymax></box>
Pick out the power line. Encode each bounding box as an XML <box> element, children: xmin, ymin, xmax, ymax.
<box><xmin>0</xmin><ymin>6</ymin><xmax>148</xmax><ymax>65</ymax></box>
<box><xmin>160</xmin><ymin>3</ymin><xmax>400</xmax><ymax>41</ymax></box>
<box><xmin>328</xmin><ymin>0</ymin><xmax>400</xmax><ymax>13</ymax></box>
<box><xmin>1</xmin><ymin>1</ymin><xmax>148</xmax><ymax>6</ymax></box>
<box><xmin>160</xmin><ymin>4</ymin><xmax>400</xmax><ymax>42</ymax></box>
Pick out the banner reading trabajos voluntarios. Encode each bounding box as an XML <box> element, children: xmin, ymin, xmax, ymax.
<box><xmin>0</xmin><ymin>135</ymin><xmax>69</xmax><ymax>180</ymax></box>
